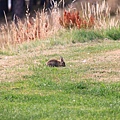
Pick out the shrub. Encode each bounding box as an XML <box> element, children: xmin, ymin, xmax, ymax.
<box><xmin>105</xmin><ymin>27</ymin><xmax>120</xmax><ymax>40</ymax></box>
<box><xmin>59</xmin><ymin>10</ymin><xmax>94</xmax><ymax>29</ymax></box>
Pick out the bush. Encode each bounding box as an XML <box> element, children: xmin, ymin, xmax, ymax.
<box><xmin>59</xmin><ymin>10</ymin><xmax>94</xmax><ymax>29</ymax></box>
<box><xmin>71</xmin><ymin>29</ymin><xmax>103</xmax><ymax>43</ymax></box>
<box><xmin>105</xmin><ymin>27</ymin><xmax>120</xmax><ymax>40</ymax></box>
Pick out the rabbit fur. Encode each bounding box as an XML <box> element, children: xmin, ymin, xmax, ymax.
<box><xmin>47</xmin><ymin>56</ymin><xmax>65</xmax><ymax>67</ymax></box>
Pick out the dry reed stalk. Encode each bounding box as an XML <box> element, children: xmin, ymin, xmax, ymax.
<box><xmin>0</xmin><ymin>0</ymin><xmax>120</xmax><ymax>50</ymax></box>
<box><xmin>3</xmin><ymin>11</ymin><xmax>12</xmax><ymax>48</ymax></box>
<box><xmin>60</xmin><ymin>0</ymin><xmax>120</xmax><ymax>30</ymax></box>
<box><xmin>77</xmin><ymin>0</ymin><xmax>119</xmax><ymax>29</ymax></box>
<box><xmin>0</xmin><ymin>3</ymin><xmax>61</xmax><ymax>50</ymax></box>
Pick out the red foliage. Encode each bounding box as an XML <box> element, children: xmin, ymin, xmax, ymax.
<box><xmin>59</xmin><ymin>10</ymin><xmax>95</xmax><ymax>29</ymax></box>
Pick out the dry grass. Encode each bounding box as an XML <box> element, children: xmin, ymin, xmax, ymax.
<box><xmin>0</xmin><ymin>0</ymin><xmax>120</xmax><ymax>50</ymax></box>
<box><xmin>0</xmin><ymin>7</ymin><xmax>62</xmax><ymax>50</ymax></box>
<box><xmin>88</xmin><ymin>50</ymin><xmax>120</xmax><ymax>82</ymax></box>
<box><xmin>70</xmin><ymin>0</ymin><xmax>120</xmax><ymax>29</ymax></box>
<box><xmin>0</xmin><ymin>40</ymin><xmax>119</xmax><ymax>82</ymax></box>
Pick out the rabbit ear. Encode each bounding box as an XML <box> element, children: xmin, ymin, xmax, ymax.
<box><xmin>60</xmin><ymin>56</ymin><xmax>64</xmax><ymax>62</ymax></box>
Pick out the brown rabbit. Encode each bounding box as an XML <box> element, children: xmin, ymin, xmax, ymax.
<box><xmin>47</xmin><ymin>56</ymin><xmax>65</xmax><ymax>67</ymax></box>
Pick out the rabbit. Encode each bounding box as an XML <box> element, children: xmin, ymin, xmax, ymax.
<box><xmin>47</xmin><ymin>56</ymin><xmax>66</xmax><ymax>67</ymax></box>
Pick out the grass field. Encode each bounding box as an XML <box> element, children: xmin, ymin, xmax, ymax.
<box><xmin>0</xmin><ymin>29</ymin><xmax>120</xmax><ymax>119</ymax></box>
<box><xmin>0</xmin><ymin>1</ymin><xmax>120</xmax><ymax>119</ymax></box>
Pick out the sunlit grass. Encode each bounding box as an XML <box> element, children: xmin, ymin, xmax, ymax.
<box><xmin>0</xmin><ymin>1</ymin><xmax>120</xmax><ymax>119</ymax></box>
<box><xmin>0</xmin><ymin>0</ymin><xmax>120</xmax><ymax>50</ymax></box>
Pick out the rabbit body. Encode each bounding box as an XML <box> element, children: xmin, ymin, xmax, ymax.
<box><xmin>47</xmin><ymin>57</ymin><xmax>65</xmax><ymax>67</ymax></box>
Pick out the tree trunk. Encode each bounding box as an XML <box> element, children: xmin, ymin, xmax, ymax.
<box><xmin>12</xmin><ymin>0</ymin><xmax>25</xmax><ymax>20</ymax></box>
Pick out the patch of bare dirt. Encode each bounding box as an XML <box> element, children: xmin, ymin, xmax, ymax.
<box><xmin>0</xmin><ymin>45</ymin><xmax>67</xmax><ymax>82</ymax></box>
<box><xmin>0</xmin><ymin>55</ymin><xmax>32</xmax><ymax>82</ymax></box>
<box><xmin>41</xmin><ymin>46</ymin><xmax>66</xmax><ymax>55</ymax></box>
<box><xmin>68</xmin><ymin>49</ymin><xmax>120</xmax><ymax>82</ymax></box>
<box><xmin>87</xmin><ymin>50</ymin><xmax>120</xmax><ymax>82</ymax></box>
<box><xmin>0</xmin><ymin>43</ymin><xmax>120</xmax><ymax>82</ymax></box>
<box><xmin>89</xmin><ymin>50</ymin><xmax>120</xmax><ymax>63</ymax></box>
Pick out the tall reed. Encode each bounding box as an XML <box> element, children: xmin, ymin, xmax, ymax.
<box><xmin>0</xmin><ymin>0</ymin><xmax>119</xmax><ymax>50</ymax></box>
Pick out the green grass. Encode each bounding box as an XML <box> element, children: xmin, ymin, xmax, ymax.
<box><xmin>1</xmin><ymin>27</ymin><xmax>120</xmax><ymax>55</ymax></box>
<box><xmin>0</xmin><ymin>50</ymin><xmax>14</xmax><ymax>56</ymax></box>
<box><xmin>71</xmin><ymin>29</ymin><xmax>104</xmax><ymax>43</ymax></box>
<box><xmin>0</xmin><ymin>28</ymin><xmax>120</xmax><ymax>120</ymax></box>
<box><xmin>54</xmin><ymin>28</ymin><xmax>120</xmax><ymax>44</ymax></box>
<box><xmin>0</xmin><ymin>69</ymin><xmax>120</xmax><ymax>120</ymax></box>
<box><xmin>105</xmin><ymin>27</ymin><xmax>120</xmax><ymax>40</ymax></box>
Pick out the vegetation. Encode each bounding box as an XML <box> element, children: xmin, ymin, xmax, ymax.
<box><xmin>0</xmin><ymin>78</ymin><xmax>120</xmax><ymax>119</ymax></box>
<box><xmin>0</xmin><ymin>32</ymin><xmax>120</xmax><ymax>119</ymax></box>
<box><xmin>0</xmin><ymin>39</ymin><xmax>120</xmax><ymax>119</ymax></box>
<box><xmin>0</xmin><ymin>0</ymin><xmax>120</xmax><ymax>120</ymax></box>
<box><xmin>0</xmin><ymin>0</ymin><xmax>120</xmax><ymax>50</ymax></box>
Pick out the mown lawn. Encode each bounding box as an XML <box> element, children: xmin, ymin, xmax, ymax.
<box><xmin>0</xmin><ymin>68</ymin><xmax>120</xmax><ymax>120</ymax></box>
<box><xmin>0</xmin><ymin>29</ymin><xmax>120</xmax><ymax>120</ymax></box>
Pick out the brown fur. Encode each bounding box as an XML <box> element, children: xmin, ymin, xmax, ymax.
<box><xmin>47</xmin><ymin>56</ymin><xmax>65</xmax><ymax>67</ymax></box>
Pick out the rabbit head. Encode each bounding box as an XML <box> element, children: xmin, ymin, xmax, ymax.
<box><xmin>59</xmin><ymin>56</ymin><xmax>65</xmax><ymax>67</ymax></box>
